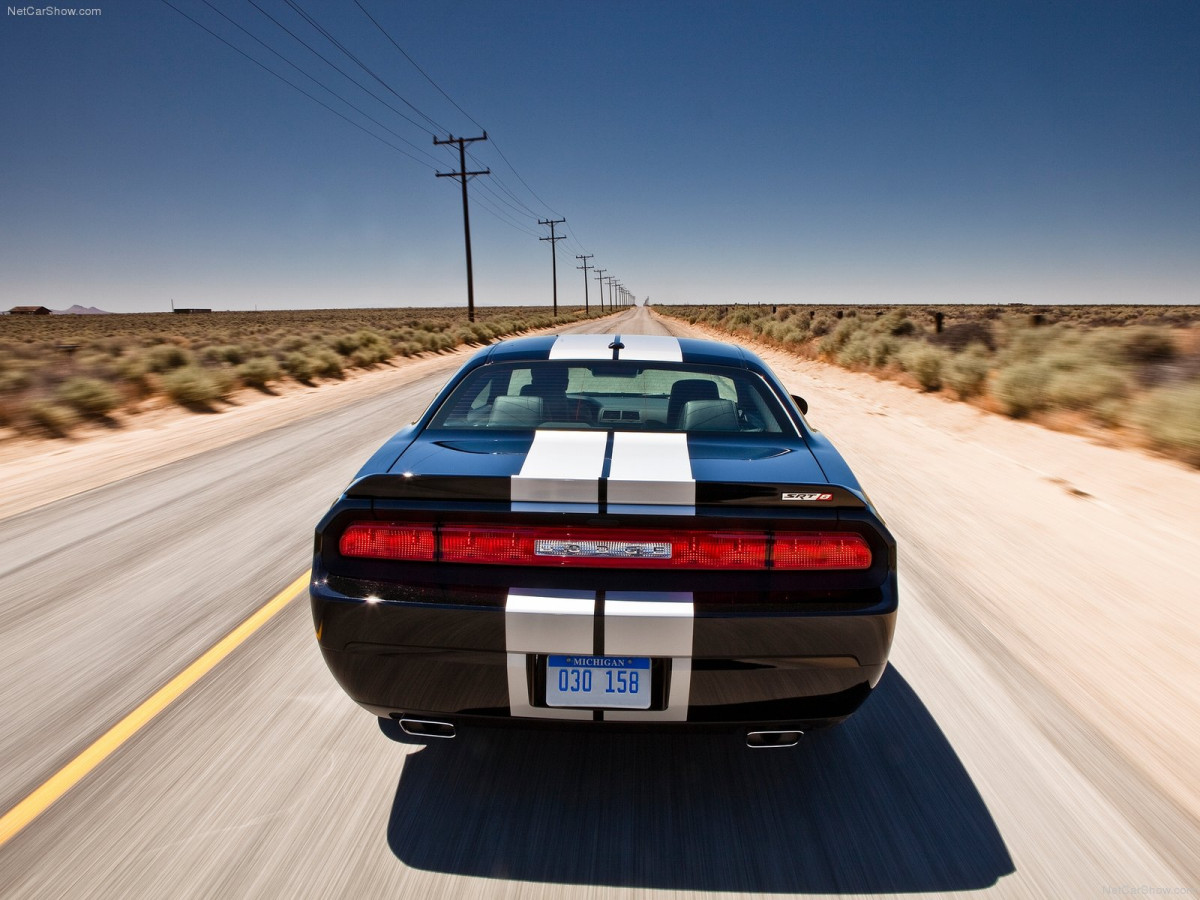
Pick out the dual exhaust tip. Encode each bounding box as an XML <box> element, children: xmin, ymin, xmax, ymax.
<box><xmin>398</xmin><ymin>717</ymin><xmax>456</xmax><ymax>739</ymax></box>
<box><xmin>398</xmin><ymin>718</ymin><xmax>802</xmax><ymax>748</ymax></box>
<box><xmin>745</xmin><ymin>729</ymin><xmax>803</xmax><ymax>748</ymax></box>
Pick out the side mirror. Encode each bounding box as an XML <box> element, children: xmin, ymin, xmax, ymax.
<box><xmin>791</xmin><ymin>394</ymin><xmax>809</xmax><ymax>415</ymax></box>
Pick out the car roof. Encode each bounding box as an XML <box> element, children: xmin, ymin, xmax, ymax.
<box><xmin>476</xmin><ymin>333</ymin><xmax>762</xmax><ymax>372</ymax></box>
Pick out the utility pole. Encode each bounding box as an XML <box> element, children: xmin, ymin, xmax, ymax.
<box><xmin>434</xmin><ymin>133</ymin><xmax>489</xmax><ymax>322</ymax></box>
<box><xmin>575</xmin><ymin>254</ymin><xmax>593</xmax><ymax>315</ymax></box>
<box><xmin>538</xmin><ymin>218</ymin><xmax>566</xmax><ymax>315</ymax></box>
<box><xmin>593</xmin><ymin>268</ymin><xmax>606</xmax><ymax>312</ymax></box>
<box><xmin>604</xmin><ymin>275</ymin><xmax>615</xmax><ymax>310</ymax></box>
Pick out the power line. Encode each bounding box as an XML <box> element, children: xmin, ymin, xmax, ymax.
<box><xmin>352</xmin><ymin>0</ymin><xmax>566</xmax><ymax>220</ymax></box>
<box><xmin>470</xmin><ymin>190</ymin><xmax>541</xmax><ymax>237</ymax></box>
<box><xmin>244</xmin><ymin>0</ymin><xmax>437</xmax><ymax>139</ymax></box>
<box><xmin>189</xmin><ymin>0</ymin><xmax>445</xmax><ymax>168</ymax></box>
<box><xmin>353</xmin><ymin>0</ymin><xmax>484</xmax><ymax>133</ymax></box>
<box><xmin>157</xmin><ymin>0</ymin><xmax>438</xmax><ymax>170</ymax></box>
<box><xmin>282</xmin><ymin>0</ymin><xmax>449</xmax><ymax>135</ymax></box>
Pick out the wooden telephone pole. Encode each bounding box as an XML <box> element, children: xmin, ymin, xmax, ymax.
<box><xmin>575</xmin><ymin>254</ymin><xmax>593</xmax><ymax>314</ymax></box>
<box><xmin>434</xmin><ymin>133</ymin><xmax>489</xmax><ymax>322</ymax></box>
<box><xmin>538</xmin><ymin>218</ymin><xmax>566</xmax><ymax>315</ymax></box>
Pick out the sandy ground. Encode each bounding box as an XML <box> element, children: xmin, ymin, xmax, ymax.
<box><xmin>666</xmin><ymin>313</ymin><xmax>1200</xmax><ymax>829</ymax></box>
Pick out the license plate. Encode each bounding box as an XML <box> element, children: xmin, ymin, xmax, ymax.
<box><xmin>546</xmin><ymin>655</ymin><xmax>651</xmax><ymax>709</ymax></box>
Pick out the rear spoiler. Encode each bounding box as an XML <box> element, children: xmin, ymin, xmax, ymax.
<box><xmin>345</xmin><ymin>473</ymin><xmax>866</xmax><ymax>509</ymax></box>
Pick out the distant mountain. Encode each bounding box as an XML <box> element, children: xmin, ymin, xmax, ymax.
<box><xmin>53</xmin><ymin>305</ymin><xmax>110</xmax><ymax>315</ymax></box>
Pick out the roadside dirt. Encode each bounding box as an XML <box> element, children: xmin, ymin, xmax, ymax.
<box><xmin>664</xmin><ymin>313</ymin><xmax>1200</xmax><ymax>827</ymax></box>
<box><xmin>0</xmin><ymin>348</ymin><xmax>473</xmax><ymax>521</ymax></box>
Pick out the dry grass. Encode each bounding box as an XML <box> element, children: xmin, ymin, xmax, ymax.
<box><xmin>0</xmin><ymin>306</ymin><xmax>592</xmax><ymax>438</ymax></box>
<box><xmin>658</xmin><ymin>303</ymin><xmax>1200</xmax><ymax>467</ymax></box>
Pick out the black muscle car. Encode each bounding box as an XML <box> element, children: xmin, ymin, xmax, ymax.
<box><xmin>310</xmin><ymin>333</ymin><xmax>896</xmax><ymax>746</ymax></box>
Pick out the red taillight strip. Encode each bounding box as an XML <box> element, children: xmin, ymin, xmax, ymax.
<box><xmin>338</xmin><ymin>522</ymin><xmax>872</xmax><ymax>570</ymax></box>
<box><xmin>339</xmin><ymin>523</ymin><xmax>435</xmax><ymax>561</ymax></box>
<box><xmin>773</xmin><ymin>534</ymin><xmax>874</xmax><ymax>570</ymax></box>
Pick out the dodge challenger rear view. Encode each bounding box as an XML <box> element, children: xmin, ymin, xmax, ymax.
<box><xmin>310</xmin><ymin>333</ymin><xmax>897</xmax><ymax>746</ymax></box>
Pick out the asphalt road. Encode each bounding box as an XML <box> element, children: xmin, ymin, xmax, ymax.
<box><xmin>0</xmin><ymin>307</ymin><xmax>1195</xmax><ymax>898</ymax></box>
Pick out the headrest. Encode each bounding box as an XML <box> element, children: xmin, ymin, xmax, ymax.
<box><xmin>678</xmin><ymin>398</ymin><xmax>739</xmax><ymax>432</ymax></box>
<box><xmin>489</xmin><ymin>395</ymin><xmax>543</xmax><ymax>427</ymax></box>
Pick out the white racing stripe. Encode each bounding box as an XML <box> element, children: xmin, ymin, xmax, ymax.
<box><xmin>505</xmin><ymin>589</ymin><xmax>595</xmax><ymax>720</ymax></box>
<box><xmin>548</xmin><ymin>333</ymin><xmax>614</xmax><ymax>360</ymax></box>
<box><xmin>511</xmin><ymin>430</ymin><xmax>607</xmax><ymax>512</ymax></box>
<box><xmin>504</xmin><ymin>589</ymin><xmax>696</xmax><ymax>722</ymax></box>
<box><xmin>604</xmin><ymin>592</ymin><xmax>694</xmax><ymax>722</ymax></box>
<box><xmin>607</xmin><ymin>432</ymin><xmax>695</xmax><ymax>514</ymax></box>
<box><xmin>615</xmin><ymin>335</ymin><xmax>683</xmax><ymax>361</ymax></box>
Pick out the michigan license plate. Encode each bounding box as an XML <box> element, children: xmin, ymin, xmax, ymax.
<box><xmin>546</xmin><ymin>655</ymin><xmax>651</xmax><ymax>709</ymax></box>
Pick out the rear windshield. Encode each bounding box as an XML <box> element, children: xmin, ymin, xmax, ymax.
<box><xmin>427</xmin><ymin>361</ymin><xmax>793</xmax><ymax>434</ymax></box>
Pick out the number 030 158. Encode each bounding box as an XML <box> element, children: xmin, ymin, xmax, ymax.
<box><xmin>545</xmin><ymin>655</ymin><xmax>652</xmax><ymax>709</ymax></box>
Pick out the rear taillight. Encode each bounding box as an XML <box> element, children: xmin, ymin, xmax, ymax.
<box><xmin>339</xmin><ymin>523</ymin><xmax>435</xmax><ymax>561</ymax></box>
<box><xmin>338</xmin><ymin>522</ymin><xmax>871</xmax><ymax>570</ymax></box>
<box><xmin>773</xmin><ymin>534</ymin><xmax>873</xmax><ymax>570</ymax></box>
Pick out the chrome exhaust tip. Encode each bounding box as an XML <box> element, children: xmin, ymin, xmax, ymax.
<box><xmin>398</xmin><ymin>718</ymin><xmax>456</xmax><ymax>739</ymax></box>
<box><xmin>745</xmin><ymin>730</ymin><xmax>802</xmax><ymax>748</ymax></box>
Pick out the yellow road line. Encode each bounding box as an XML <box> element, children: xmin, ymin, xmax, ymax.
<box><xmin>0</xmin><ymin>570</ymin><xmax>312</xmax><ymax>848</ymax></box>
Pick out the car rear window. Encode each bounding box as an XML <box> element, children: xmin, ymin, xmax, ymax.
<box><xmin>427</xmin><ymin>361</ymin><xmax>793</xmax><ymax>434</ymax></box>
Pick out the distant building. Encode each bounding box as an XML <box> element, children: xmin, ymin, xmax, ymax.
<box><xmin>172</xmin><ymin>308</ymin><xmax>212</xmax><ymax>314</ymax></box>
<box><xmin>8</xmin><ymin>306</ymin><xmax>52</xmax><ymax>315</ymax></box>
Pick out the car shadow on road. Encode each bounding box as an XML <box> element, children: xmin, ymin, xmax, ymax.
<box><xmin>383</xmin><ymin>666</ymin><xmax>1014</xmax><ymax>893</ymax></box>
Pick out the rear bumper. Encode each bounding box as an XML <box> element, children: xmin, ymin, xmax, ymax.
<box><xmin>311</xmin><ymin>574</ymin><xmax>896</xmax><ymax>729</ymax></box>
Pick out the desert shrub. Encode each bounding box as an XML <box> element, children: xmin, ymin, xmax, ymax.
<box><xmin>25</xmin><ymin>400</ymin><xmax>79</xmax><ymax>437</ymax></box>
<box><xmin>928</xmin><ymin>320</ymin><xmax>995</xmax><ymax>352</ymax></box>
<box><xmin>1045</xmin><ymin>364</ymin><xmax>1130</xmax><ymax>411</ymax></box>
<box><xmin>993</xmin><ymin>361</ymin><xmax>1052</xmax><ymax>417</ymax></box>
<box><xmin>162</xmin><ymin>366</ymin><xmax>223</xmax><ymax>405</ymax></box>
<box><xmin>282</xmin><ymin>351</ymin><xmax>317</xmax><ymax>383</ymax></box>
<box><xmin>1136</xmin><ymin>382</ymin><xmax>1200</xmax><ymax>465</ymax></box>
<box><xmin>202</xmin><ymin>344</ymin><xmax>247</xmax><ymax>365</ymax></box>
<box><xmin>823</xmin><ymin>318</ymin><xmax>864</xmax><ymax>354</ymax></box>
<box><xmin>0</xmin><ymin>368</ymin><xmax>33</xmax><ymax>394</ymax></box>
<box><xmin>1090</xmin><ymin>397</ymin><xmax>1126</xmax><ymax>428</ymax></box>
<box><xmin>236</xmin><ymin>357</ymin><xmax>282</xmax><ymax>389</ymax></box>
<box><xmin>810</xmin><ymin>314</ymin><xmax>835</xmax><ymax>336</ymax></box>
<box><xmin>873</xmin><ymin>310</ymin><xmax>918</xmax><ymax>337</ymax></box>
<box><xmin>350</xmin><ymin>347</ymin><xmax>384</xmax><ymax>368</ymax></box>
<box><xmin>836</xmin><ymin>331</ymin><xmax>873</xmax><ymax>368</ymax></box>
<box><xmin>897</xmin><ymin>343</ymin><xmax>950</xmax><ymax>391</ymax></box>
<box><xmin>310</xmin><ymin>348</ymin><xmax>344</xmax><ymax>378</ymax></box>
<box><xmin>277</xmin><ymin>336</ymin><xmax>309</xmax><ymax>353</ymax></box>
<box><xmin>55</xmin><ymin>377</ymin><xmax>121</xmax><ymax>417</ymax></box>
<box><xmin>1000</xmin><ymin>323</ymin><xmax>1068</xmax><ymax>364</ymax></box>
<box><xmin>144</xmin><ymin>344</ymin><xmax>194</xmax><ymax>373</ymax></box>
<box><xmin>868</xmin><ymin>335</ymin><xmax>900</xmax><ymax>368</ymax></box>
<box><xmin>780</xmin><ymin>327</ymin><xmax>809</xmax><ymax>346</ymax></box>
<box><xmin>115</xmin><ymin>353</ymin><xmax>152</xmax><ymax>394</ymax></box>
<box><xmin>1120</xmin><ymin>327</ymin><xmax>1176</xmax><ymax>364</ymax></box>
<box><xmin>943</xmin><ymin>345</ymin><xmax>992</xmax><ymax>399</ymax></box>
<box><xmin>729</xmin><ymin>309</ymin><xmax>755</xmax><ymax>326</ymax></box>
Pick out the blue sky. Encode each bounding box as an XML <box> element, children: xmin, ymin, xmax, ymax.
<box><xmin>1</xmin><ymin>0</ymin><xmax>1197</xmax><ymax>312</ymax></box>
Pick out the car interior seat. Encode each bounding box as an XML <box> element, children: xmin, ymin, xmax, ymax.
<box><xmin>667</xmin><ymin>379</ymin><xmax>720</xmax><ymax>429</ymax></box>
<box><xmin>678</xmin><ymin>398</ymin><xmax>740</xmax><ymax>432</ymax></box>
